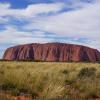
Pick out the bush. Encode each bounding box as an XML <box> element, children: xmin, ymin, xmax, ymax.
<box><xmin>78</xmin><ymin>67</ymin><xmax>96</xmax><ymax>78</ymax></box>
<box><xmin>2</xmin><ymin>81</ymin><xmax>16</xmax><ymax>90</ymax></box>
<box><xmin>65</xmin><ymin>79</ymin><xmax>75</xmax><ymax>85</ymax></box>
<box><xmin>62</xmin><ymin>70</ymin><xmax>69</xmax><ymax>74</ymax></box>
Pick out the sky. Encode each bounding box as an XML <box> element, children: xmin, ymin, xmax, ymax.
<box><xmin>0</xmin><ymin>0</ymin><xmax>100</xmax><ymax>58</ymax></box>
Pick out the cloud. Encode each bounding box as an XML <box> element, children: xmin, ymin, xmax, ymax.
<box><xmin>25</xmin><ymin>1</ymin><xmax>100</xmax><ymax>36</ymax></box>
<box><xmin>0</xmin><ymin>2</ymin><xmax>64</xmax><ymax>19</ymax></box>
<box><xmin>0</xmin><ymin>3</ymin><xmax>10</xmax><ymax>9</ymax></box>
<box><xmin>0</xmin><ymin>17</ymin><xmax>9</xmax><ymax>24</ymax></box>
<box><xmin>0</xmin><ymin>26</ymin><xmax>55</xmax><ymax>44</ymax></box>
<box><xmin>0</xmin><ymin>0</ymin><xmax>100</xmax><ymax>59</ymax></box>
<box><xmin>24</xmin><ymin>0</ymin><xmax>100</xmax><ymax>49</ymax></box>
<box><xmin>28</xmin><ymin>0</ymin><xmax>94</xmax><ymax>4</ymax></box>
<box><xmin>25</xmin><ymin>3</ymin><xmax>64</xmax><ymax>16</ymax></box>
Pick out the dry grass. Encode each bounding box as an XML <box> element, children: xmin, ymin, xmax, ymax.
<box><xmin>0</xmin><ymin>61</ymin><xmax>100</xmax><ymax>100</ymax></box>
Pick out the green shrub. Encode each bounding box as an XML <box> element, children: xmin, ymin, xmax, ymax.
<box><xmin>65</xmin><ymin>79</ymin><xmax>75</xmax><ymax>85</ymax></box>
<box><xmin>37</xmin><ymin>83</ymin><xmax>44</xmax><ymax>92</ymax></box>
<box><xmin>2</xmin><ymin>81</ymin><xmax>16</xmax><ymax>90</ymax></box>
<box><xmin>62</xmin><ymin>69</ymin><xmax>69</xmax><ymax>75</ymax></box>
<box><xmin>78</xmin><ymin>67</ymin><xmax>96</xmax><ymax>78</ymax></box>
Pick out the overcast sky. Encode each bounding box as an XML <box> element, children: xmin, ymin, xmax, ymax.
<box><xmin>0</xmin><ymin>0</ymin><xmax>100</xmax><ymax>58</ymax></box>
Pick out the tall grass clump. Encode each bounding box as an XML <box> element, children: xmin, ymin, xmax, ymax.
<box><xmin>78</xmin><ymin>67</ymin><xmax>96</xmax><ymax>78</ymax></box>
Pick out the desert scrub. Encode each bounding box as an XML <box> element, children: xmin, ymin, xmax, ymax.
<box><xmin>78</xmin><ymin>67</ymin><xmax>96</xmax><ymax>78</ymax></box>
<box><xmin>1</xmin><ymin>80</ymin><xmax>16</xmax><ymax>91</ymax></box>
<box><xmin>61</xmin><ymin>69</ymin><xmax>69</xmax><ymax>75</ymax></box>
<box><xmin>0</xmin><ymin>61</ymin><xmax>100</xmax><ymax>100</ymax></box>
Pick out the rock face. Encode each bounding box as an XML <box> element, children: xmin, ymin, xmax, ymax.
<box><xmin>3</xmin><ymin>43</ymin><xmax>100</xmax><ymax>62</ymax></box>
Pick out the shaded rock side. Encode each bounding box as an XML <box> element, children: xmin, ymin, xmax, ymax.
<box><xmin>3</xmin><ymin>43</ymin><xmax>100</xmax><ymax>62</ymax></box>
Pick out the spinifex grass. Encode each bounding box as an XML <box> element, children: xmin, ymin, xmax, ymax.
<box><xmin>0</xmin><ymin>61</ymin><xmax>100</xmax><ymax>100</ymax></box>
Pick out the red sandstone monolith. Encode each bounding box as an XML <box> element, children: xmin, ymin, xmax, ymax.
<box><xmin>3</xmin><ymin>43</ymin><xmax>100</xmax><ymax>62</ymax></box>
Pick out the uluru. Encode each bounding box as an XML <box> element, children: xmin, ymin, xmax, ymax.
<box><xmin>3</xmin><ymin>43</ymin><xmax>100</xmax><ymax>62</ymax></box>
